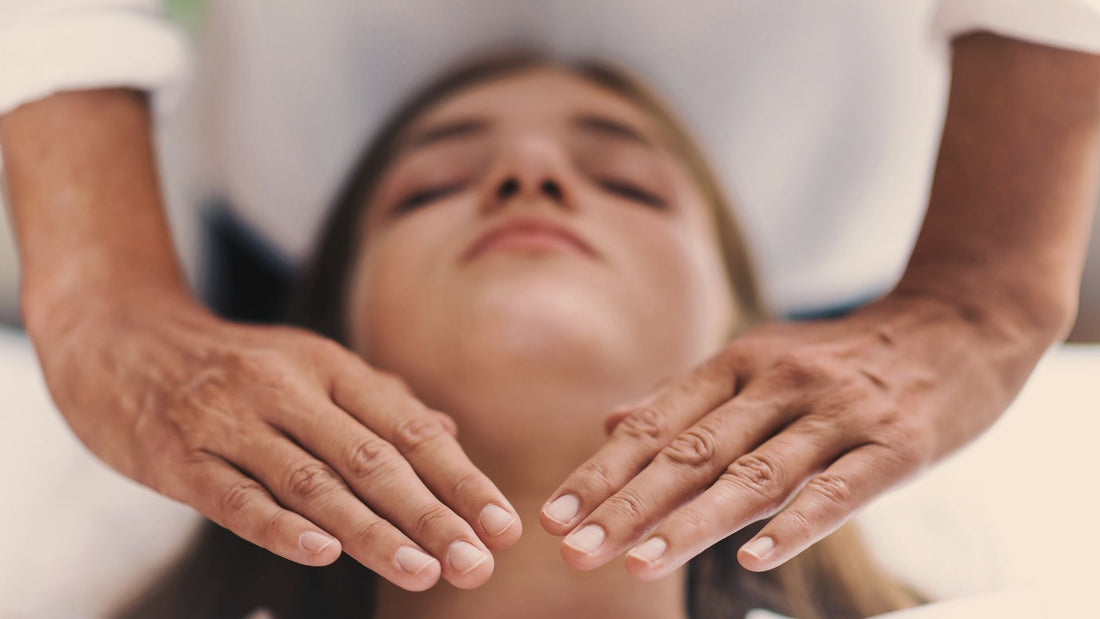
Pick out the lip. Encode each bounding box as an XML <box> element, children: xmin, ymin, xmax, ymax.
<box><xmin>461</xmin><ymin>215</ymin><xmax>599</xmax><ymax>263</ymax></box>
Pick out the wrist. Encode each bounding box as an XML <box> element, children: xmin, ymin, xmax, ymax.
<box><xmin>890</xmin><ymin>265</ymin><xmax>1076</xmax><ymax>349</ymax></box>
<box><xmin>866</xmin><ymin>277</ymin><xmax>1064</xmax><ymax>402</ymax></box>
<box><xmin>21</xmin><ymin>263</ymin><xmax>198</xmax><ymax>347</ymax></box>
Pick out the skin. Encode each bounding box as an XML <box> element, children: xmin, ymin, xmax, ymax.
<box><xmin>347</xmin><ymin>68</ymin><xmax>734</xmax><ymax>618</ymax></box>
<box><xmin>0</xmin><ymin>30</ymin><xmax>1096</xmax><ymax>614</ymax></box>
<box><xmin>540</xmin><ymin>33</ymin><xmax>1100</xmax><ymax>580</ymax></box>
<box><xmin>0</xmin><ymin>90</ymin><xmax>521</xmax><ymax>592</ymax></box>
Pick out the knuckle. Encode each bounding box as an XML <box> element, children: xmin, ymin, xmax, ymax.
<box><xmin>287</xmin><ymin>462</ymin><xmax>345</xmax><ymax>500</ymax></box>
<box><xmin>698</xmin><ymin>351</ymin><xmax>743</xmax><ymax>392</ymax></box>
<box><xmin>878</xmin><ymin>417</ymin><xmax>932</xmax><ymax>469</ymax></box>
<box><xmin>391</xmin><ymin>415</ymin><xmax>446</xmax><ymax>455</ymax></box>
<box><xmin>345</xmin><ymin>438</ymin><xmax>399</xmax><ymax>480</ymax></box>
<box><xmin>793</xmin><ymin>412</ymin><xmax>841</xmax><ymax>442</ymax></box>
<box><xmin>805</xmin><ymin>473</ymin><xmax>853</xmax><ymax>509</ymax></box>
<box><xmin>781</xmin><ymin>508</ymin><xmax>815</xmax><ymax>540</ymax></box>
<box><xmin>259</xmin><ymin>508</ymin><xmax>292</xmax><ymax>541</ymax></box>
<box><xmin>372</xmin><ymin>370</ymin><xmax>414</xmax><ymax>398</ymax></box>
<box><xmin>449</xmin><ymin>469</ymin><xmax>482</xmax><ymax>499</ymax></box>
<box><xmin>707</xmin><ymin>346</ymin><xmax>743</xmax><ymax>376</ymax></box>
<box><xmin>660</xmin><ymin>426</ymin><xmax>719</xmax><ymax>470</ymax></box>
<box><xmin>604</xmin><ymin>488</ymin><xmax>649</xmax><ymax>522</ymax></box>
<box><xmin>721</xmin><ymin>453</ymin><xmax>784</xmax><ymax>503</ymax></box>
<box><xmin>209</xmin><ymin>347</ymin><xmax>286</xmax><ymax>389</ymax></box>
<box><xmin>353</xmin><ymin>517</ymin><xmax>392</xmax><ymax>546</ymax></box>
<box><xmin>219</xmin><ymin>478</ymin><xmax>266</xmax><ymax>516</ymax></box>
<box><xmin>674</xmin><ymin>506</ymin><xmax>708</xmax><ymax>530</ymax></box>
<box><xmin>614</xmin><ymin>406</ymin><xmax>670</xmax><ymax>443</ymax></box>
<box><xmin>771</xmin><ymin>350</ymin><xmax>829</xmax><ymax>388</ymax></box>
<box><xmin>412</xmin><ymin>504</ymin><xmax>454</xmax><ymax>539</ymax></box>
<box><xmin>311</xmin><ymin>336</ymin><xmax>350</xmax><ymax>361</ymax></box>
<box><xmin>576</xmin><ymin>460</ymin><xmax>619</xmax><ymax>494</ymax></box>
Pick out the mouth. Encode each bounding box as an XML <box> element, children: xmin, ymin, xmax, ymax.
<box><xmin>461</xmin><ymin>216</ymin><xmax>599</xmax><ymax>263</ymax></box>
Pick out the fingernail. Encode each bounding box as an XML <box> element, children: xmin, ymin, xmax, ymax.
<box><xmin>544</xmin><ymin>494</ymin><xmax>579</xmax><ymax>524</ymax></box>
<box><xmin>627</xmin><ymin>536</ymin><xmax>667</xmax><ymax>564</ymax></box>
<box><xmin>564</xmin><ymin>524</ymin><xmax>605</xmax><ymax>554</ymax></box>
<box><xmin>395</xmin><ymin>545</ymin><xmax>437</xmax><ymax>575</ymax></box>
<box><xmin>741</xmin><ymin>536</ymin><xmax>775</xmax><ymax>560</ymax></box>
<box><xmin>448</xmin><ymin>540</ymin><xmax>489</xmax><ymax>574</ymax></box>
<box><xmin>479</xmin><ymin>504</ymin><xmax>517</xmax><ymax>536</ymax></box>
<box><xmin>299</xmin><ymin>531</ymin><xmax>336</xmax><ymax>553</ymax></box>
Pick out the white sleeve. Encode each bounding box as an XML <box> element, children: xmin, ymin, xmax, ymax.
<box><xmin>933</xmin><ymin>0</ymin><xmax>1100</xmax><ymax>54</ymax></box>
<box><xmin>0</xmin><ymin>0</ymin><xmax>190</xmax><ymax>116</ymax></box>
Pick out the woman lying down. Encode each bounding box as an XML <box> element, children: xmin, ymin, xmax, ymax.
<box><xmin>114</xmin><ymin>52</ymin><xmax>927</xmax><ymax>619</ymax></box>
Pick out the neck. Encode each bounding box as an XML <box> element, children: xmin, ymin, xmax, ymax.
<box><xmin>373</xmin><ymin>350</ymin><xmax>690</xmax><ymax>619</ymax></box>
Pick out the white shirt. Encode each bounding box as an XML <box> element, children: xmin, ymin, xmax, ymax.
<box><xmin>2</xmin><ymin>1</ymin><xmax>1099</xmax><ymax>314</ymax></box>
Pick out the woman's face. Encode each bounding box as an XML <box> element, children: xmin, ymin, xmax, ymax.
<box><xmin>346</xmin><ymin>67</ymin><xmax>736</xmax><ymax>403</ymax></box>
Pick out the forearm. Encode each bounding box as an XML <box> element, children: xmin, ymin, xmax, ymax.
<box><xmin>0</xmin><ymin>89</ymin><xmax>192</xmax><ymax>338</ymax></box>
<box><xmin>894</xmin><ymin>33</ymin><xmax>1100</xmax><ymax>350</ymax></box>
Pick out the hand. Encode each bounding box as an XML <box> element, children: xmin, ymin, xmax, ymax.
<box><xmin>30</xmin><ymin>286</ymin><xmax>521</xmax><ymax>592</ymax></box>
<box><xmin>539</xmin><ymin>292</ymin><xmax>1043</xmax><ymax>578</ymax></box>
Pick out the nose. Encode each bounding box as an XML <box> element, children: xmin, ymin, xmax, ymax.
<box><xmin>479</xmin><ymin>137</ymin><xmax>574</xmax><ymax>215</ymax></box>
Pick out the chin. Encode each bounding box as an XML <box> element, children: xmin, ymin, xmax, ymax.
<box><xmin>457</xmin><ymin>288</ymin><xmax>627</xmax><ymax>364</ymax></box>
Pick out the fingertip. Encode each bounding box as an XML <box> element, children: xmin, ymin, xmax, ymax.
<box><xmin>540</xmin><ymin>493</ymin><xmax>581</xmax><ymax>534</ymax></box>
<box><xmin>558</xmin><ymin>536</ymin><xmax>606</xmax><ymax>572</ymax></box>
<box><xmin>737</xmin><ymin>535</ymin><xmax>779</xmax><ymax>572</ymax></box>
<box><xmin>398</xmin><ymin>562</ymin><xmax>443</xmax><ymax>592</ymax></box>
<box><xmin>538</xmin><ymin>509</ymin><xmax>573</xmax><ymax>536</ymax></box>
<box><xmin>623</xmin><ymin>554</ymin><xmax>667</xmax><ymax>581</ymax></box>
<box><xmin>479</xmin><ymin>506</ymin><xmax>523</xmax><ymax>550</ymax></box>
<box><xmin>445</xmin><ymin>552</ymin><xmax>495</xmax><ymax>590</ymax></box>
<box><xmin>297</xmin><ymin>531</ymin><xmax>343</xmax><ymax>566</ymax></box>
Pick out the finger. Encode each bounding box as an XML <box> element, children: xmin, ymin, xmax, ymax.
<box><xmin>617</xmin><ymin>413</ymin><xmax>856</xmax><ymax>579</ymax></box>
<box><xmin>178</xmin><ymin>452</ymin><xmax>344</xmax><ymax>568</ymax></box>
<box><xmin>603</xmin><ymin>410</ymin><xmax>631</xmax><ymax>437</ymax></box>
<box><xmin>558</xmin><ymin>395</ymin><xmax>789</xmax><ymax>570</ymax></box>
<box><xmin>567</xmin><ymin>406</ymin><xmax>845</xmax><ymax>572</ymax></box>
<box><xmin>204</xmin><ymin>435</ymin><xmax>448</xmax><ymax>589</ymax></box>
<box><xmin>737</xmin><ymin>443</ymin><xmax>907</xmax><ymax>572</ymax></box>
<box><xmin>232</xmin><ymin>419</ymin><xmax>495</xmax><ymax>589</ymax></box>
<box><xmin>602</xmin><ymin>377</ymin><xmax>674</xmax><ymax>436</ymax></box>
<box><xmin>541</xmin><ymin>356</ymin><xmax>741</xmax><ymax>536</ymax></box>
<box><xmin>432</xmin><ymin>411</ymin><xmax>459</xmax><ymax>438</ymax></box>
<box><xmin>277</xmin><ymin>400</ymin><xmax>508</xmax><ymax>586</ymax></box>
<box><xmin>329</xmin><ymin>368</ymin><xmax>521</xmax><ymax>552</ymax></box>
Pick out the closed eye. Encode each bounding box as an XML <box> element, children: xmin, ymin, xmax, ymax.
<box><xmin>598</xmin><ymin>179</ymin><xmax>668</xmax><ymax>210</ymax></box>
<box><xmin>394</xmin><ymin>183</ymin><xmax>466</xmax><ymax>213</ymax></box>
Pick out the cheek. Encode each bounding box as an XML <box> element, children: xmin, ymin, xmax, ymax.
<box><xmin>605</xmin><ymin>209</ymin><xmax>735</xmax><ymax>354</ymax></box>
<box><xmin>347</xmin><ymin>214</ymin><xmax>459</xmax><ymax>363</ymax></box>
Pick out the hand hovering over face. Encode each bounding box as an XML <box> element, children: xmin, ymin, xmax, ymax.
<box><xmin>1</xmin><ymin>89</ymin><xmax>520</xmax><ymax>593</ymax></box>
<box><xmin>540</xmin><ymin>33</ymin><xmax>1100</xmax><ymax>577</ymax></box>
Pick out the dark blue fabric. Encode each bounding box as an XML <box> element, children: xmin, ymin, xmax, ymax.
<box><xmin>200</xmin><ymin>204</ymin><xmax>296</xmax><ymax>324</ymax></box>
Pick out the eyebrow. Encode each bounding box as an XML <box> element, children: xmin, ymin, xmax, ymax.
<box><xmin>398</xmin><ymin>111</ymin><xmax>656</xmax><ymax>157</ymax></box>
<box><xmin>571</xmin><ymin>113</ymin><xmax>655</xmax><ymax>148</ymax></box>
<box><xmin>404</xmin><ymin>117</ymin><xmax>491</xmax><ymax>151</ymax></box>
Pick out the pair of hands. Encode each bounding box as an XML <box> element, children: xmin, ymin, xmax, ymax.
<box><xmin>32</xmin><ymin>286</ymin><xmax>1016</xmax><ymax>593</ymax></box>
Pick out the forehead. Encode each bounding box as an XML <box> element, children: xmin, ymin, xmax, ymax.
<box><xmin>403</xmin><ymin>67</ymin><xmax>666</xmax><ymax>140</ymax></box>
